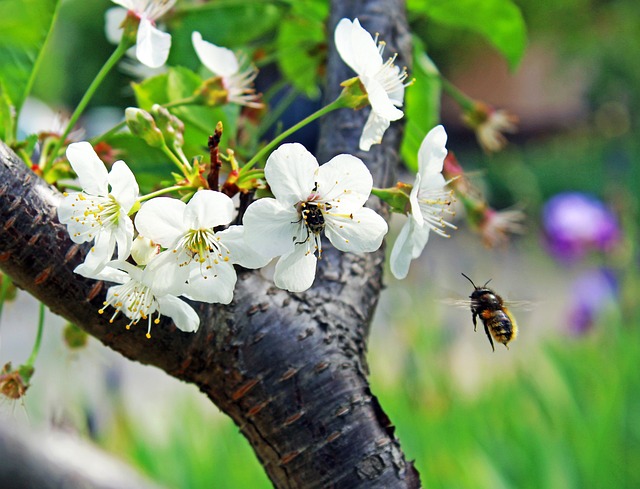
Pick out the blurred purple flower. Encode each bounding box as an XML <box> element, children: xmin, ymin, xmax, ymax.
<box><xmin>567</xmin><ymin>268</ymin><xmax>618</xmax><ymax>335</ymax></box>
<box><xmin>542</xmin><ymin>192</ymin><xmax>620</xmax><ymax>262</ymax></box>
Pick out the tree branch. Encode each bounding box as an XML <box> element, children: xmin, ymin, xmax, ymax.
<box><xmin>0</xmin><ymin>0</ymin><xmax>420</xmax><ymax>487</ymax></box>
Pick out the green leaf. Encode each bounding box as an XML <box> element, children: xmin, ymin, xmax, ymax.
<box><xmin>131</xmin><ymin>67</ymin><xmax>240</xmax><ymax>163</ymax></box>
<box><xmin>409</xmin><ymin>0</ymin><xmax>527</xmax><ymax>69</ymax></box>
<box><xmin>401</xmin><ymin>42</ymin><xmax>442</xmax><ymax>173</ymax></box>
<box><xmin>0</xmin><ymin>0</ymin><xmax>60</xmax><ymax>127</ymax></box>
<box><xmin>169</xmin><ymin>2</ymin><xmax>283</xmax><ymax>69</ymax></box>
<box><xmin>275</xmin><ymin>0</ymin><xmax>328</xmax><ymax>98</ymax></box>
<box><xmin>0</xmin><ymin>82</ymin><xmax>15</xmax><ymax>143</ymax></box>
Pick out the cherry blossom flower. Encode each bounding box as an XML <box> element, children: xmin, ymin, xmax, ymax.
<box><xmin>479</xmin><ymin>208</ymin><xmax>526</xmax><ymax>248</ymax></box>
<box><xmin>390</xmin><ymin>126</ymin><xmax>456</xmax><ymax>280</ymax></box>
<box><xmin>463</xmin><ymin>102</ymin><xmax>518</xmax><ymax>153</ymax></box>
<box><xmin>243</xmin><ymin>143</ymin><xmax>388</xmax><ymax>292</ymax></box>
<box><xmin>106</xmin><ymin>0</ymin><xmax>175</xmax><ymax>68</ymax></box>
<box><xmin>334</xmin><ymin>18</ymin><xmax>408</xmax><ymax>151</ymax></box>
<box><xmin>95</xmin><ymin>260</ymin><xmax>199</xmax><ymax>338</ymax></box>
<box><xmin>57</xmin><ymin>142</ymin><xmax>139</xmax><ymax>277</ymax></box>
<box><xmin>134</xmin><ymin>190</ymin><xmax>269</xmax><ymax>304</ymax></box>
<box><xmin>192</xmin><ymin>31</ymin><xmax>262</xmax><ymax>108</ymax></box>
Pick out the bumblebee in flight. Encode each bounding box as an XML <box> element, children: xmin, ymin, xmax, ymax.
<box><xmin>461</xmin><ymin>273</ymin><xmax>518</xmax><ymax>351</ymax></box>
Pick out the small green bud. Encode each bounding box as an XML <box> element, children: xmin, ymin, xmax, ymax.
<box><xmin>151</xmin><ymin>104</ymin><xmax>185</xmax><ymax>149</ymax></box>
<box><xmin>337</xmin><ymin>76</ymin><xmax>370</xmax><ymax>110</ymax></box>
<box><xmin>63</xmin><ymin>323</ymin><xmax>89</xmax><ymax>350</ymax></box>
<box><xmin>125</xmin><ymin>107</ymin><xmax>165</xmax><ymax>148</ymax></box>
<box><xmin>194</xmin><ymin>77</ymin><xmax>229</xmax><ymax>107</ymax></box>
<box><xmin>372</xmin><ymin>184</ymin><xmax>412</xmax><ymax>215</ymax></box>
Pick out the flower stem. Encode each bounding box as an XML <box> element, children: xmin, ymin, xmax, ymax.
<box><xmin>138</xmin><ymin>185</ymin><xmax>190</xmax><ymax>203</ymax></box>
<box><xmin>50</xmin><ymin>40</ymin><xmax>131</xmax><ymax>162</ymax></box>
<box><xmin>25</xmin><ymin>303</ymin><xmax>46</xmax><ymax>369</ymax></box>
<box><xmin>90</xmin><ymin>120</ymin><xmax>126</xmax><ymax>145</ymax></box>
<box><xmin>161</xmin><ymin>144</ymin><xmax>192</xmax><ymax>175</ymax></box>
<box><xmin>0</xmin><ymin>274</ymin><xmax>12</xmax><ymax>326</ymax></box>
<box><xmin>439</xmin><ymin>76</ymin><xmax>476</xmax><ymax>112</ymax></box>
<box><xmin>242</xmin><ymin>97</ymin><xmax>345</xmax><ymax>172</ymax></box>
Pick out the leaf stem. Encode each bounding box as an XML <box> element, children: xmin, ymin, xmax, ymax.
<box><xmin>50</xmin><ymin>40</ymin><xmax>130</xmax><ymax>162</ymax></box>
<box><xmin>242</xmin><ymin>97</ymin><xmax>345</xmax><ymax>172</ymax></box>
<box><xmin>25</xmin><ymin>303</ymin><xmax>46</xmax><ymax>369</ymax></box>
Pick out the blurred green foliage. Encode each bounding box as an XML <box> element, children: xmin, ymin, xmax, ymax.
<box><xmin>98</xmin><ymin>282</ymin><xmax>640</xmax><ymax>488</ymax></box>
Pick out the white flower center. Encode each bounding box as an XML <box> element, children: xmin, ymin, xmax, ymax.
<box><xmin>373</xmin><ymin>40</ymin><xmax>409</xmax><ymax>102</ymax></box>
<box><xmin>417</xmin><ymin>188</ymin><xmax>457</xmax><ymax>237</ymax></box>
<box><xmin>68</xmin><ymin>193</ymin><xmax>121</xmax><ymax>240</ymax></box>
<box><xmin>176</xmin><ymin>228</ymin><xmax>231</xmax><ymax>275</ymax></box>
<box><xmin>99</xmin><ymin>278</ymin><xmax>160</xmax><ymax>338</ymax></box>
<box><xmin>135</xmin><ymin>0</ymin><xmax>175</xmax><ymax>21</ymax></box>
<box><xmin>224</xmin><ymin>54</ymin><xmax>262</xmax><ymax>108</ymax></box>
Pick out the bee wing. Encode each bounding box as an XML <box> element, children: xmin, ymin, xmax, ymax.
<box><xmin>503</xmin><ymin>300</ymin><xmax>535</xmax><ymax>312</ymax></box>
<box><xmin>439</xmin><ymin>298</ymin><xmax>474</xmax><ymax>309</ymax></box>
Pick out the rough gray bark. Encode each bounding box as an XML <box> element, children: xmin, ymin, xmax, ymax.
<box><xmin>0</xmin><ymin>0</ymin><xmax>421</xmax><ymax>487</ymax></box>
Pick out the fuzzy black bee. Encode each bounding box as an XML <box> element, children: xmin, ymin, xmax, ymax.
<box><xmin>461</xmin><ymin>273</ymin><xmax>518</xmax><ymax>351</ymax></box>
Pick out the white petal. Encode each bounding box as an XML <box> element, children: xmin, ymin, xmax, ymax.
<box><xmin>184</xmin><ymin>262</ymin><xmax>237</xmax><ymax>304</ymax></box>
<box><xmin>85</xmin><ymin>263</ymin><xmax>130</xmax><ymax>284</ymax></box>
<box><xmin>105</xmin><ymin>7</ymin><xmax>127</xmax><ymax>45</ymax></box>
<box><xmin>143</xmin><ymin>249</ymin><xmax>189</xmax><ymax>296</ymax></box>
<box><xmin>191</xmin><ymin>31</ymin><xmax>239</xmax><ymax>77</ymax></box>
<box><xmin>66</xmin><ymin>142</ymin><xmax>109</xmax><ymax>196</ymax></box>
<box><xmin>359</xmin><ymin>111</ymin><xmax>391</xmax><ymax>151</ymax></box>
<box><xmin>74</xmin><ymin>230</ymin><xmax>116</xmax><ymax>277</ymax></box>
<box><xmin>108</xmin><ymin>160</ymin><xmax>139</xmax><ymax>212</ymax></box>
<box><xmin>184</xmin><ymin>190</ymin><xmax>234</xmax><ymax>229</ymax></box>
<box><xmin>389</xmin><ymin>220</ymin><xmax>414</xmax><ymax>280</ymax></box>
<box><xmin>389</xmin><ymin>216</ymin><xmax>431</xmax><ymax>280</ymax></box>
<box><xmin>57</xmin><ymin>193</ymin><xmax>80</xmax><ymax>224</ymax></box>
<box><xmin>334</xmin><ymin>18</ymin><xmax>382</xmax><ymax>77</ymax></box>
<box><xmin>243</xmin><ymin>198</ymin><xmax>298</xmax><ymax>258</ymax></box>
<box><xmin>273</xmin><ymin>246</ymin><xmax>317</xmax><ymax>292</ymax></box>
<box><xmin>409</xmin><ymin>173</ymin><xmax>424</xmax><ymax>225</ymax></box>
<box><xmin>136</xmin><ymin>18</ymin><xmax>171</xmax><ymax>68</ymax></box>
<box><xmin>217</xmin><ymin>226</ymin><xmax>272</xmax><ymax>269</ymax></box>
<box><xmin>364</xmin><ymin>76</ymin><xmax>404</xmax><ymax>121</ymax></box>
<box><xmin>157</xmin><ymin>295</ymin><xmax>200</xmax><ymax>333</ymax></box>
<box><xmin>135</xmin><ymin>197</ymin><xmax>186</xmax><ymax>247</ymax></box>
<box><xmin>264</xmin><ymin>143</ymin><xmax>318</xmax><ymax>206</ymax></box>
<box><xmin>418</xmin><ymin>172</ymin><xmax>447</xmax><ymax>197</ymax></box>
<box><xmin>114</xmin><ymin>214</ymin><xmax>134</xmax><ymax>260</ymax></box>
<box><xmin>316</xmin><ymin>154</ymin><xmax>372</xmax><ymax>209</ymax></box>
<box><xmin>418</xmin><ymin>125</ymin><xmax>448</xmax><ymax>176</ymax></box>
<box><xmin>325</xmin><ymin>207</ymin><xmax>387</xmax><ymax>253</ymax></box>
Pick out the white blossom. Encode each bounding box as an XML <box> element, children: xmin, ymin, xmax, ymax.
<box><xmin>390</xmin><ymin>125</ymin><xmax>456</xmax><ymax>279</ymax></box>
<box><xmin>243</xmin><ymin>143</ymin><xmax>388</xmax><ymax>292</ymax></box>
<box><xmin>335</xmin><ymin>18</ymin><xmax>408</xmax><ymax>151</ymax></box>
<box><xmin>192</xmin><ymin>31</ymin><xmax>262</xmax><ymax>108</ymax></box>
<box><xmin>134</xmin><ymin>190</ymin><xmax>269</xmax><ymax>303</ymax></box>
<box><xmin>57</xmin><ymin>142</ymin><xmax>139</xmax><ymax>277</ymax></box>
<box><xmin>95</xmin><ymin>260</ymin><xmax>199</xmax><ymax>337</ymax></box>
<box><xmin>106</xmin><ymin>0</ymin><xmax>175</xmax><ymax>68</ymax></box>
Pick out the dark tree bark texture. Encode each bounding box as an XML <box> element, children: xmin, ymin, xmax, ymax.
<box><xmin>0</xmin><ymin>0</ymin><xmax>421</xmax><ymax>487</ymax></box>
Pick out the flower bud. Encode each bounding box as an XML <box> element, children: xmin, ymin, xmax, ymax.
<box><xmin>125</xmin><ymin>107</ymin><xmax>165</xmax><ymax>148</ymax></box>
<box><xmin>150</xmin><ymin>104</ymin><xmax>184</xmax><ymax>149</ymax></box>
<box><xmin>131</xmin><ymin>235</ymin><xmax>160</xmax><ymax>266</ymax></box>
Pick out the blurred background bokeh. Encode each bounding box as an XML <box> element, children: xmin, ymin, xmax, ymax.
<box><xmin>2</xmin><ymin>0</ymin><xmax>639</xmax><ymax>487</ymax></box>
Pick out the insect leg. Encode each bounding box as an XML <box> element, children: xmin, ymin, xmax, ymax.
<box><xmin>483</xmin><ymin>323</ymin><xmax>495</xmax><ymax>352</ymax></box>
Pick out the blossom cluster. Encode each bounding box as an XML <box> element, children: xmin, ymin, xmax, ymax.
<box><xmin>57</xmin><ymin>142</ymin><xmax>384</xmax><ymax>337</ymax></box>
<box><xmin>56</xmin><ymin>13</ymin><xmax>457</xmax><ymax>338</ymax></box>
